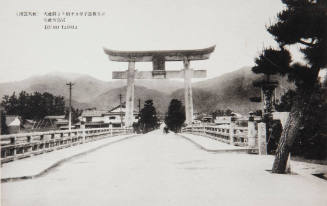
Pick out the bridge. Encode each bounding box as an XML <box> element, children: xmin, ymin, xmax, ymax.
<box><xmin>1</xmin><ymin>124</ymin><xmax>327</xmax><ymax>206</ymax></box>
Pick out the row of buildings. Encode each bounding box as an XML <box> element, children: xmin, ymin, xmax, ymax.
<box><xmin>0</xmin><ymin>103</ymin><xmax>139</xmax><ymax>134</ymax></box>
<box><xmin>78</xmin><ymin>103</ymin><xmax>139</xmax><ymax>128</ymax></box>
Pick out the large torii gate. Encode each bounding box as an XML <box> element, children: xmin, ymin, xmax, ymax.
<box><xmin>104</xmin><ymin>46</ymin><xmax>215</xmax><ymax>127</ymax></box>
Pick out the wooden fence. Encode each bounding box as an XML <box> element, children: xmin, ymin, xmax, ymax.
<box><xmin>0</xmin><ymin>127</ymin><xmax>133</xmax><ymax>164</ymax></box>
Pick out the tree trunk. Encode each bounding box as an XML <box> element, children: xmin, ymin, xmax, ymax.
<box><xmin>271</xmin><ymin>105</ymin><xmax>304</xmax><ymax>173</ymax></box>
<box><xmin>272</xmin><ymin>85</ymin><xmax>315</xmax><ymax>173</ymax></box>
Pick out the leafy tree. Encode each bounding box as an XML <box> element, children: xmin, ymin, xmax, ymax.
<box><xmin>293</xmin><ymin>87</ymin><xmax>327</xmax><ymax>159</ymax></box>
<box><xmin>165</xmin><ymin>99</ymin><xmax>185</xmax><ymax>133</ymax></box>
<box><xmin>252</xmin><ymin>0</ymin><xmax>327</xmax><ymax>173</ymax></box>
<box><xmin>276</xmin><ymin>87</ymin><xmax>327</xmax><ymax>159</ymax></box>
<box><xmin>274</xmin><ymin>90</ymin><xmax>296</xmax><ymax>112</ymax></box>
<box><xmin>2</xmin><ymin>92</ymin><xmax>19</xmax><ymax>116</ymax></box>
<box><xmin>224</xmin><ymin>109</ymin><xmax>233</xmax><ymax>116</ymax></box>
<box><xmin>0</xmin><ymin>110</ymin><xmax>8</xmax><ymax>134</ymax></box>
<box><xmin>254</xmin><ymin>110</ymin><xmax>262</xmax><ymax>117</ymax></box>
<box><xmin>212</xmin><ymin>110</ymin><xmax>224</xmax><ymax>120</ymax></box>
<box><xmin>138</xmin><ymin>99</ymin><xmax>159</xmax><ymax>133</ymax></box>
<box><xmin>1</xmin><ymin>91</ymin><xmax>66</xmax><ymax>121</ymax></box>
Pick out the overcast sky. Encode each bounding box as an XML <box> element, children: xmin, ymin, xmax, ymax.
<box><xmin>0</xmin><ymin>0</ymin><xmax>289</xmax><ymax>83</ymax></box>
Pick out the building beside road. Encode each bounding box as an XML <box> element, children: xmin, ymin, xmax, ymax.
<box><xmin>80</xmin><ymin>103</ymin><xmax>139</xmax><ymax>128</ymax></box>
<box><xmin>41</xmin><ymin>115</ymin><xmax>69</xmax><ymax>130</ymax></box>
<box><xmin>4</xmin><ymin>115</ymin><xmax>23</xmax><ymax>134</ymax></box>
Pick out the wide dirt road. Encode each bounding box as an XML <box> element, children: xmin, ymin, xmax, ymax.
<box><xmin>2</xmin><ymin>130</ymin><xmax>327</xmax><ymax>206</ymax></box>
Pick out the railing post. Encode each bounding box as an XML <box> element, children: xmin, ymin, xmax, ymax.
<box><xmin>257</xmin><ymin>122</ymin><xmax>267</xmax><ymax>155</ymax></box>
<box><xmin>53</xmin><ymin>133</ymin><xmax>58</xmax><ymax>147</ymax></box>
<box><xmin>11</xmin><ymin>137</ymin><xmax>16</xmax><ymax>157</ymax></box>
<box><xmin>68</xmin><ymin>132</ymin><xmax>72</xmax><ymax>145</ymax></box>
<box><xmin>60</xmin><ymin>132</ymin><xmax>64</xmax><ymax>145</ymax></box>
<box><xmin>247</xmin><ymin>113</ymin><xmax>257</xmax><ymax>149</ymax></box>
<box><xmin>27</xmin><ymin>136</ymin><xmax>32</xmax><ymax>153</ymax></box>
<box><xmin>81</xmin><ymin>122</ymin><xmax>86</xmax><ymax>143</ymax></box>
<box><xmin>109</xmin><ymin>123</ymin><xmax>113</xmax><ymax>136</ymax></box>
<box><xmin>40</xmin><ymin>135</ymin><xmax>44</xmax><ymax>152</ymax></box>
<box><xmin>229</xmin><ymin>117</ymin><xmax>236</xmax><ymax>145</ymax></box>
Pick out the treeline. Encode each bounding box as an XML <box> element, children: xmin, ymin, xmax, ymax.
<box><xmin>1</xmin><ymin>91</ymin><xmax>66</xmax><ymax>121</ymax></box>
<box><xmin>211</xmin><ymin>109</ymin><xmax>233</xmax><ymax>118</ymax></box>
<box><xmin>134</xmin><ymin>98</ymin><xmax>186</xmax><ymax>134</ymax></box>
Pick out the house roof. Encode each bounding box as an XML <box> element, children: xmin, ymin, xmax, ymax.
<box><xmin>80</xmin><ymin>102</ymin><xmax>139</xmax><ymax>118</ymax></box>
<box><xmin>108</xmin><ymin>102</ymin><xmax>126</xmax><ymax>112</ymax></box>
<box><xmin>81</xmin><ymin>110</ymin><xmax>107</xmax><ymax>117</ymax></box>
<box><xmin>5</xmin><ymin>116</ymin><xmax>21</xmax><ymax>126</ymax></box>
<box><xmin>108</xmin><ymin>102</ymin><xmax>139</xmax><ymax>114</ymax></box>
<box><xmin>85</xmin><ymin>121</ymin><xmax>106</xmax><ymax>125</ymax></box>
<box><xmin>55</xmin><ymin>119</ymin><xmax>69</xmax><ymax>124</ymax></box>
<box><xmin>25</xmin><ymin>119</ymin><xmax>36</xmax><ymax>124</ymax></box>
<box><xmin>44</xmin><ymin>115</ymin><xmax>65</xmax><ymax>120</ymax></box>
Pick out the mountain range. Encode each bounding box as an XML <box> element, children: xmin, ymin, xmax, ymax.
<box><xmin>0</xmin><ymin>67</ymin><xmax>293</xmax><ymax>114</ymax></box>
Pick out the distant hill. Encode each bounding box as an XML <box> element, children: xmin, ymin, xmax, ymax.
<box><xmin>171</xmin><ymin>67</ymin><xmax>293</xmax><ymax>114</ymax></box>
<box><xmin>0</xmin><ymin>68</ymin><xmax>294</xmax><ymax>114</ymax></box>
<box><xmin>0</xmin><ymin>72</ymin><xmax>183</xmax><ymax>110</ymax></box>
<box><xmin>0</xmin><ymin>72</ymin><xmax>113</xmax><ymax>104</ymax></box>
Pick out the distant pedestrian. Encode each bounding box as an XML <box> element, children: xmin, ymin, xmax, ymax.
<box><xmin>163</xmin><ymin>126</ymin><xmax>169</xmax><ymax>134</ymax></box>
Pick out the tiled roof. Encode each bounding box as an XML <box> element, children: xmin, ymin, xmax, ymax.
<box><xmin>81</xmin><ymin>110</ymin><xmax>107</xmax><ymax>117</ymax></box>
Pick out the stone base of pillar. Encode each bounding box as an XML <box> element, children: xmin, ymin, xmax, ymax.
<box><xmin>257</xmin><ymin>122</ymin><xmax>267</xmax><ymax>155</ymax></box>
<box><xmin>247</xmin><ymin>121</ymin><xmax>257</xmax><ymax>149</ymax></box>
<box><xmin>229</xmin><ymin>122</ymin><xmax>236</xmax><ymax>146</ymax></box>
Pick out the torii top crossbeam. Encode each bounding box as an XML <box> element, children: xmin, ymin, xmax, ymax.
<box><xmin>103</xmin><ymin>46</ymin><xmax>215</xmax><ymax>62</ymax></box>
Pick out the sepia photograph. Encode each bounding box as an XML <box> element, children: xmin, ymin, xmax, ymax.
<box><xmin>0</xmin><ymin>0</ymin><xmax>327</xmax><ymax>205</ymax></box>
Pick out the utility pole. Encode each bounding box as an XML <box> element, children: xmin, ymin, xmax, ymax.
<box><xmin>119</xmin><ymin>94</ymin><xmax>123</xmax><ymax>128</ymax></box>
<box><xmin>66</xmin><ymin>82</ymin><xmax>74</xmax><ymax>131</ymax></box>
<box><xmin>137</xmin><ymin>99</ymin><xmax>141</xmax><ymax>123</ymax></box>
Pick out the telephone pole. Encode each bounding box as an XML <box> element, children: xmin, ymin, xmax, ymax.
<box><xmin>66</xmin><ymin>82</ymin><xmax>74</xmax><ymax>131</ymax></box>
<box><xmin>119</xmin><ymin>94</ymin><xmax>123</xmax><ymax>128</ymax></box>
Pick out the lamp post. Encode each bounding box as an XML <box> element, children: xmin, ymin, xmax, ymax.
<box><xmin>66</xmin><ymin>82</ymin><xmax>74</xmax><ymax>131</ymax></box>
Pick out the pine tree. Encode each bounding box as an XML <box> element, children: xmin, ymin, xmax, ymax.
<box><xmin>165</xmin><ymin>99</ymin><xmax>185</xmax><ymax>133</ymax></box>
<box><xmin>252</xmin><ymin>0</ymin><xmax>327</xmax><ymax>173</ymax></box>
<box><xmin>276</xmin><ymin>87</ymin><xmax>327</xmax><ymax>159</ymax></box>
<box><xmin>138</xmin><ymin>100</ymin><xmax>159</xmax><ymax>133</ymax></box>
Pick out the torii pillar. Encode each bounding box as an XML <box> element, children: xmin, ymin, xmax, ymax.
<box><xmin>126</xmin><ymin>60</ymin><xmax>135</xmax><ymax>127</ymax></box>
<box><xmin>104</xmin><ymin>46</ymin><xmax>215</xmax><ymax>127</ymax></box>
<box><xmin>183</xmin><ymin>58</ymin><xmax>194</xmax><ymax>124</ymax></box>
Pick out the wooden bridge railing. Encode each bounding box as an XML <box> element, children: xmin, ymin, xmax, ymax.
<box><xmin>0</xmin><ymin>127</ymin><xmax>133</xmax><ymax>164</ymax></box>
<box><xmin>182</xmin><ymin>124</ymin><xmax>250</xmax><ymax>147</ymax></box>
